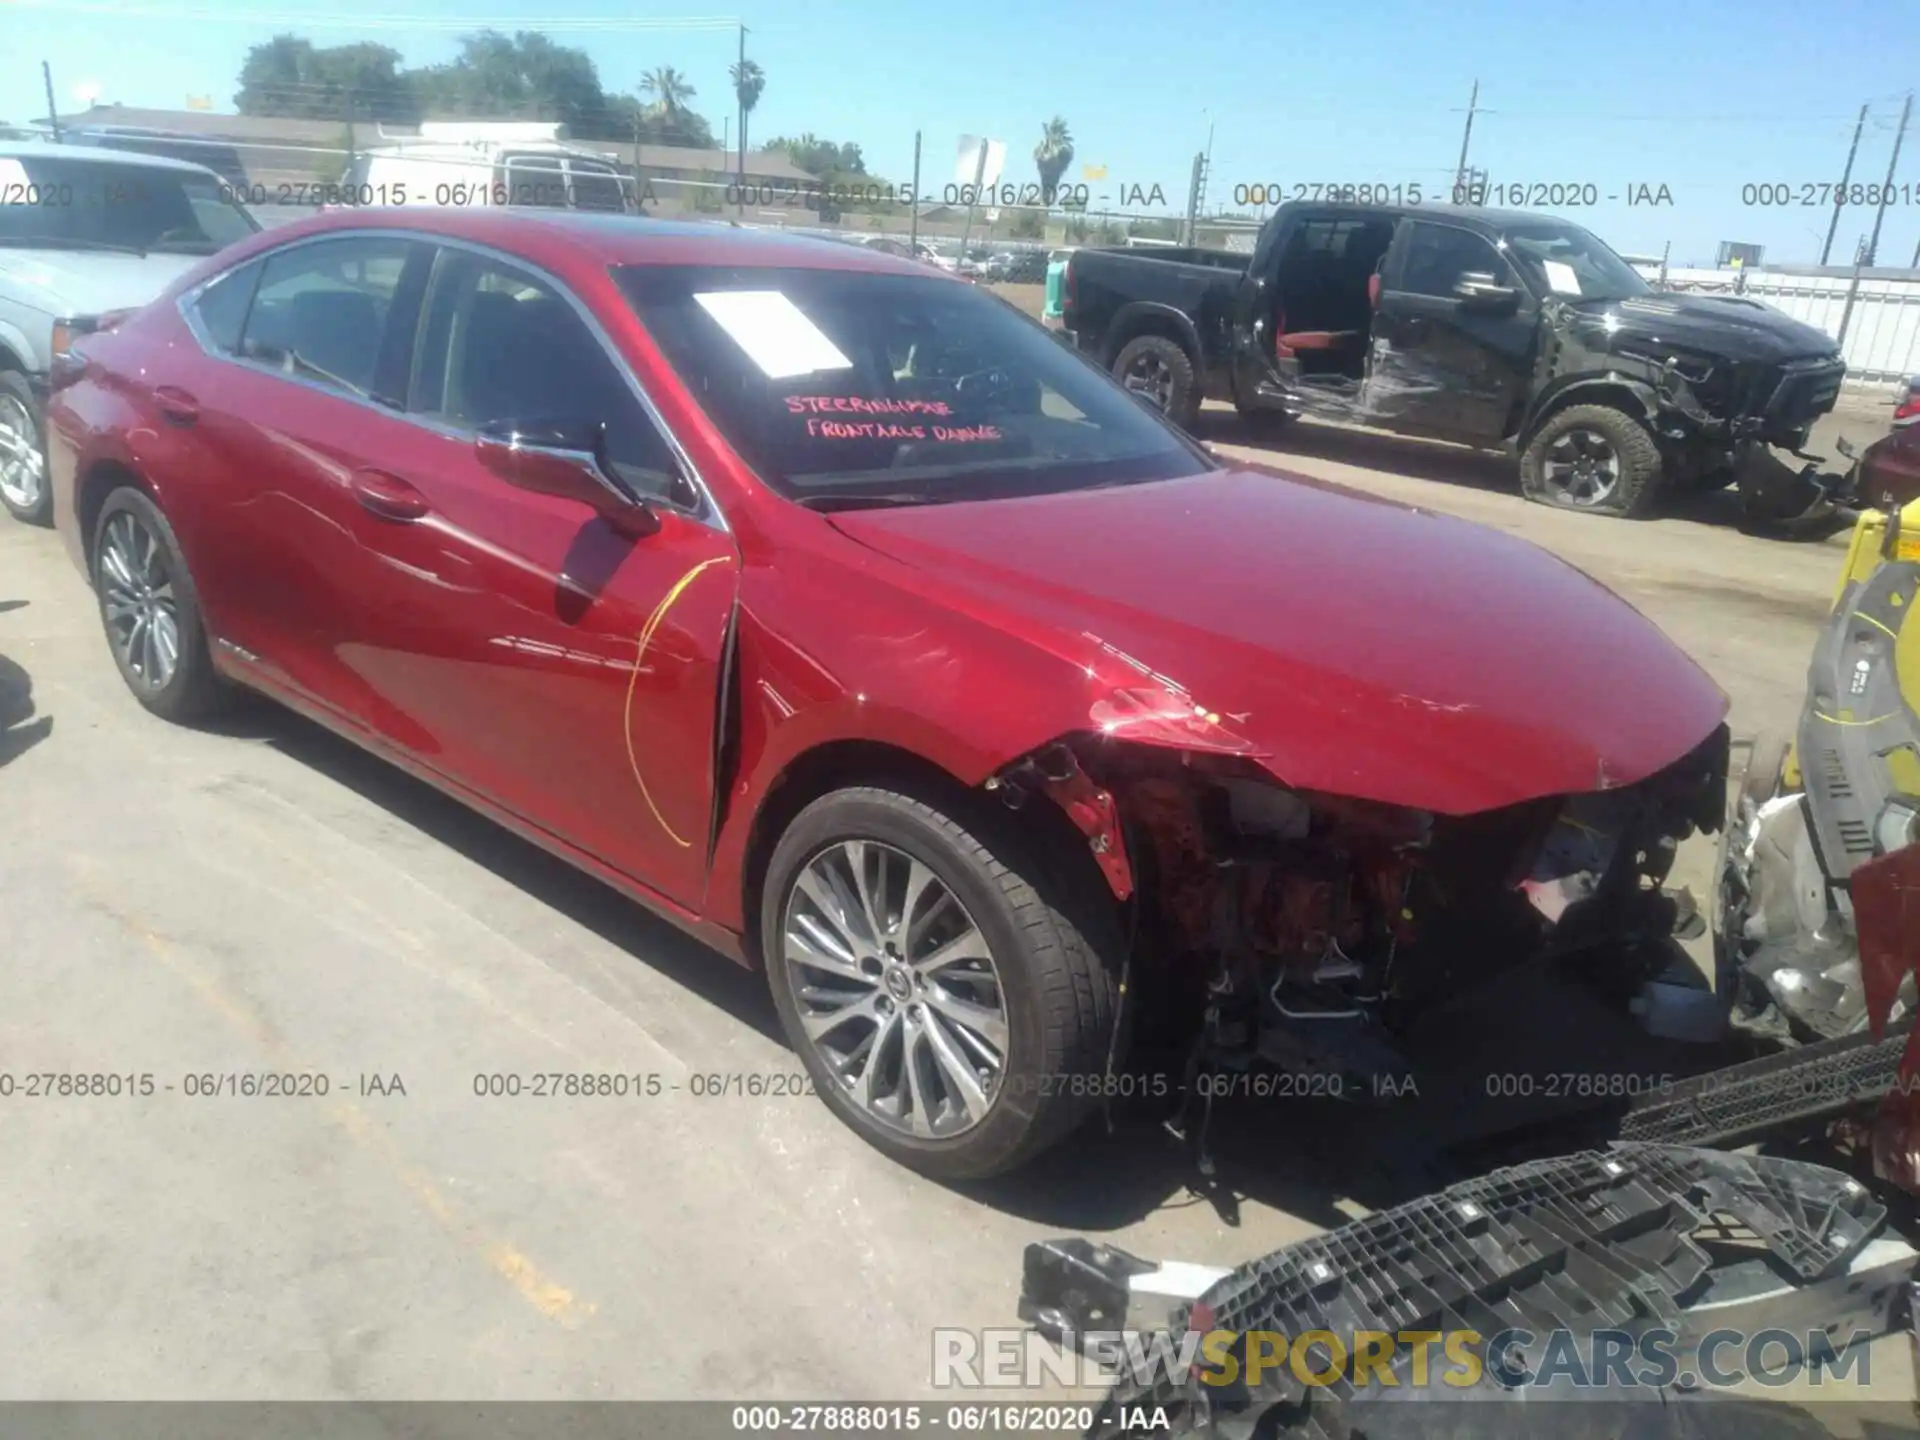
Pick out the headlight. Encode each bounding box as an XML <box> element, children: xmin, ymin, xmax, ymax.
<box><xmin>1875</xmin><ymin>801</ymin><xmax>1920</xmax><ymax>856</ymax></box>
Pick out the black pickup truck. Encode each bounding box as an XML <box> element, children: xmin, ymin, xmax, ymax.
<box><xmin>1061</xmin><ymin>202</ymin><xmax>1847</xmax><ymax>517</ymax></box>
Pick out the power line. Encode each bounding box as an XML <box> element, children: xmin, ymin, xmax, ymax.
<box><xmin>1</xmin><ymin>0</ymin><xmax>739</xmax><ymax>30</ymax></box>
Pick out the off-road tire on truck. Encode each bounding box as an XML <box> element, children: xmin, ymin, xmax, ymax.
<box><xmin>1519</xmin><ymin>403</ymin><xmax>1664</xmax><ymax>518</ymax></box>
<box><xmin>0</xmin><ymin>369</ymin><xmax>52</xmax><ymax>526</ymax></box>
<box><xmin>762</xmin><ymin>783</ymin><xmax>1122</xmax><ymax>1180</ymax></box>
<box><xmin>1111</xmin><ymin>334</ymin><xmax>1200</xmax><ymax>433</ymax></box>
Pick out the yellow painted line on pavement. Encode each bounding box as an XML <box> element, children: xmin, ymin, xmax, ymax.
<box><xmin>67</xmin><ymin>858</ymin><xmax>597</xmax><ymax>1330</ymax></box>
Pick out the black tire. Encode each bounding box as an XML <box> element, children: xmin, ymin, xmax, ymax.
<box><xmin>762</xmin><ymin>783</ymin><xmax>1122</xmax><ymax>1180</ymax></box>
<box><xmin>0</xmin><ymin>369</ymin><xmax>52</xmax><ymax>526</ymax></box>
<box><xmin>1519</xmin><ymin>403</ymin><xmax>1664</xmax><ymax>518</ymax></box>
<box><xmin>91</xmin><ymin>487</ymin><xmax>227</xmax><ymax>723</ymax></box>
<box><xmin>1112</xmin><ymin>334</ymin><xmax>1200</xmax><ymax>432</ymax></box>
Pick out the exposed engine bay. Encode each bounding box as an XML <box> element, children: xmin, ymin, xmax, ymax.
<box><xmin>996</xmin><ymin>725</ymin><xmax>1730</xmax><ymax>1091</ymax></box>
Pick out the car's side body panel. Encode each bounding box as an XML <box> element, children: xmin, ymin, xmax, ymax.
<box><xmin>49</xmin><ymin>207</ymin><xmax>1732</xmax><ymax>974</ymax></box>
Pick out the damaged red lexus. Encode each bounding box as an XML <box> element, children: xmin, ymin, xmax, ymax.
<box><xmin>44</xmin><ymin>210</ymin><xmax>1731</xmax><ymax>1178</ymax></box>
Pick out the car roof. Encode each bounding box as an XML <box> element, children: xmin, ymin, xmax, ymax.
<box><xmin>362</xmin><ymin>141</ymin><xmax>619</xmax><ymax>165</ymax></box>
<box><xmin>1272</xmin><ymin>199</ymin><xmax>1579</xmax><ymax>230</ymax></box>
<box><xmin>262</xmin><ymin>207</ymin><xmax>949</xmax><ymax>278</ymax></box>
<box><xmin>0</xmin><ymin>139</ymin><xmax>222</xmax><ymax>179</ymax></box>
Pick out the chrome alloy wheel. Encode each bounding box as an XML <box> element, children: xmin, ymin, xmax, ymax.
<box><xmin>0</xmin><ymin>390</ymin><xmax>45</xmax><ymax>513</ymax></box>
<box><xmin>1542</xmin><ymin>426</ymin><xmax>1622</xmax><ymax>507</ymax></box>
<box><xmin>781</xmin><ymin>840</ymin><xmax>1008</xmax><ymax>1138</ymax></box>
<box><xmin>99</xmin><ymin>510</ymin><xmax>181</xmax><ymax>691</ymax></box>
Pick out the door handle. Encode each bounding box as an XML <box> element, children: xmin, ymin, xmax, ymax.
<box><xmin>154</xmin><ymin>385</ymin><xmax>199</xmax><ymax>425</ymax></box>
<box><xmin>351</xmin><ymin>469</ymin><xmax>430</xmax><ymax>522</ymax></box>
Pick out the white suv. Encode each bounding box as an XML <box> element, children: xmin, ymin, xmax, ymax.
<box><xmin>0</xmin><ymin>142</ymin><xmax>257</xmax><ymax>523</ymax></box>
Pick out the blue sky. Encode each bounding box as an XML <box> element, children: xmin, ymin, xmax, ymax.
<box><xmin>4</xmin><ymin>0</ymin><xmax>1919</xmax><ymax>264</ymax></box>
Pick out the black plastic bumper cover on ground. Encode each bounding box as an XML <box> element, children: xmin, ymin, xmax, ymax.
<box><xmin>1020</xmin><ymin>1145</ymin><xmax>1913</xmax><ymax>1439</ymax></box>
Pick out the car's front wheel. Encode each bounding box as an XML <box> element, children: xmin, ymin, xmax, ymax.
<box><xmin>92</xmin><ymin>487</ymin><xmax>227</xmax><ymax>722</ymax></box>
<box><xmin>763</xmin><ymin>785</ymin><xmax>1121</xmax><ymax>1180</ymax></box>
<box><xmin>0</xmin><ymin>369</ymin><xmax>51</xmax><ymax>525</ymax></box>
<box><xmin>1519</xmin><ymin>403</ymin><xmax>1664</xmax><ymax>517</ymax></box>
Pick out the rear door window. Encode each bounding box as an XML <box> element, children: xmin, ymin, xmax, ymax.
<box><xmin>238</xmin><ymin>236</ymin><xmax>421</xmax><ymax>403</ymax></box>
<box><xmin>189</xmin><ymin>259</ymin><xmax>264</xmax><ymax>354</ymax></box>
<box><xmin>565</xmin><ymin>161</ymin><xmax>628</xmax><ymax>213</ymax></box>
<box><xmin>501</xmin><ymin>155</ymin><xmax>571</xmax><ymax>210</ymax></box>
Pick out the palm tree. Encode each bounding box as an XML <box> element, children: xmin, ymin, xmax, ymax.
<box><xmin>730</xmin><ymin>58</ymin><xmax>764</xmax><ymax>159</ymax></box>
<box><xmin>1034</xmin><ymin>116</ymin><xmax>1074</xmax><ymax>206</ymax></box>
<box><xmin>640</xmin><ymin>66</ymin><xmax>697</xmax><ymax>139</ymax></box>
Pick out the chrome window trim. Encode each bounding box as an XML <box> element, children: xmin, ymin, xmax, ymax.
<box><xmin>174</xmin><ymin>226</ymin><xmax>729</xmax><ymax>533</ymax></box>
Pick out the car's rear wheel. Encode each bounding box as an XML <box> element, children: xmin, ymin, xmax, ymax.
<box><xmin>763</xmin><ymin>785</ymin><xmax>1121</xmax><ymax>1180</ymax></box>
<box><xmin>1112</xmin><ymin>335</ymin><xmax>1200</xmax><ymax>432</ymax></box>
<box><xmin>0</xmin><ymin>370</ymin><xmax>51</xmax><ymax>526</ymax></box>
<box><xmin>92</xmin><ymin>487</ymin><xmax>226</xmax><ymax>722</ymax></box>
<box><xmin>1519</xmin><ymin>404</ymin><xmax>1664</xmax><ymax>517</ymax></box>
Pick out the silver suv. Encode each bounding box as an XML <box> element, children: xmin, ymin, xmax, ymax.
<box><xmin>0</xmin><ymin>142</ymin><xmax>258</xmax><ymax>523</ymax></box>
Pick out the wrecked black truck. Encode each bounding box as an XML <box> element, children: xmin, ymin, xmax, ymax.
<box><xmin>1061</xmin><ymin>201</ymin><xmax>1847</xmax><ymax>519</ymax></box>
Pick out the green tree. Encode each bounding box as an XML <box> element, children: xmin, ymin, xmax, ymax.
<box><xmin>236</xmin><ymin>34</ymin><xmax>416</xmax><ymax>121</ymax></box>
<box><xmin>730</xmin><ymin>59</ymin><xmax>765</xmax><ymax>158</ymax></box>
<box><xmin>408</xmin><ymin>30</ymin><xmax>612</xmax><ymax>136</ymax></box>
<box><xmin>236</xmin><ymin>29</ymin><xmax>725</xmax><ymax>148</ymax></box>
<box><xmin>1009</xmin><ymin>210</ymin><xmax>1045</xmax><ymax>239</ymax></box>
<box><xmin>1033</xmin><ymin>116</ymin><xmax>1074</xmax><ymax>203</ymax></box>
<box><xmin>765</xmin><ymin>134</ymin><xmax>868</xmax><ymax>177</ymax></box>
<box><xmin>640</xmin><ymin>66</ymin><xmax>705</xmax><ymax>144</ymax></box>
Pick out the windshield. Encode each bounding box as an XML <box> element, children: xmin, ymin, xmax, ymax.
<box><xmin>616</xmin><ymin>264</ymin><xmax>1204</xmax><ymax>504</ymax></box>
<box><xmin>0</xmin><ymin>153</ymin><xmax>258</xmax><ymax>255</ymax></box>
<box><xmin>1500</xmin><ymin>223</ymin><xmax>1650</xmax><ymax>303</ymax></box>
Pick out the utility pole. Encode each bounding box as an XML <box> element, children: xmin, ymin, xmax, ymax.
<box><xmin>641</xmin><ymin>107</ymin><xmax>656</xmax><ymax>214</ymax></box>
<box><xmin>42</xmin><ymin>62</ymin><xmax>62</xmax><ymax>143</ymax></box>
<box><xmin>1864</xmin><ymin>92</ymin><xmax>1912</xmax><ymax>267</ymax></box>
<box><xmin>1821</xmin><ymin>103</ymin><xmax>1869</xmax><ymax>266</ymax></box>
<box><xmin>1837</xmin><ymin>233</ymin><xmax>1870</xmax><ymax>346</ymax></box>
<box><xmin>955</xmin><ymin>140</ymin><xmax>990</xmax><ymax>267</ymax></box>
<box><xmin>735</xmin><ymin>22</ymin><xmax>748</xmax><ymax>219</ymax></box>
<box><xmin>1200</xmin><ymin>117</ymin><xmax>1215</xmax><ymax>211</ymax></box>
<box><xmin>1452</xmin><ymin>80</ymin><xmax>1479</xmax><ymax>199</ymax></box>
<box><xmin>909</xmin><ymin>130</ymin><xmax>922</xmax><ymax>249</ymax></box>
<box><xmin>344</xmin><ymin>89</ymin><xmax>357</xmax><ymax>201</ymax></box>
<box><xmin>1184</xmin><ymin>151</ymin><xmax>1208</xmax><ymax>246</ymax></box>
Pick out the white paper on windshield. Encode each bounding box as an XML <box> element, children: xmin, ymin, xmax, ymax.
<box><xmin>694</xmin><ymin>290</ymin><xmax>853</xmax><ymax>380</ymax></box>
<box><xmin>1542</xmin><ymin>260</ymin><xmax>1583</xmax><ymax>295</ymax></box>
<box><xmin>0</xmin><ymin>158</ymin><xmax>30</xmax><ymax>200</ymax></box>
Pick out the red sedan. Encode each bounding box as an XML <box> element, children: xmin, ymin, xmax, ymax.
<box><xmin>46</xmin><ymin>209</ymin><xmax>1729</xmax><ymax>1178</ymax></box>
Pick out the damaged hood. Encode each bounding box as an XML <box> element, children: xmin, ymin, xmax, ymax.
<box><xmin>828</xmin><ymin>468</ymin><xmax>1728</xmax><ymax>815</ymax></box>
<box><xmin>1575</xmin><ymin>293</ymin><xmax>1840</xmax><ymax>364</ymax></box>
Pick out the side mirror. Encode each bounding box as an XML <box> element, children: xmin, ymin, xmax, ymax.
<box><xmin>473</xmin><ymin>418</ymin><xmax>659</xmax><ymax>537</ymax></box>
<box><xmin>1453</xmin><ymin>272</ymin><xmax>1521</xmax><ymax>314</ymax></box>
